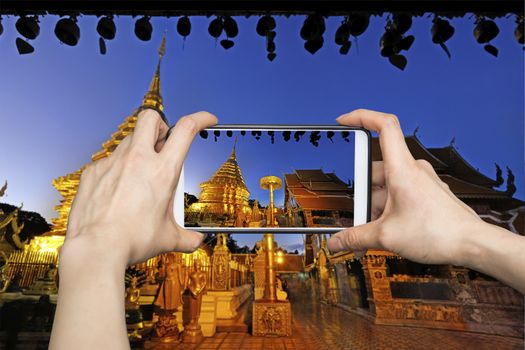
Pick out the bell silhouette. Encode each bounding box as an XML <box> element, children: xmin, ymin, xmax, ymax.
<box><xmin>16</xmin><ymin>16</ymin><xmax>40</xmax><ymax>40</ymax></box>
<box><xmin>134</xmin><ymin>17</ymin><xmax>152</xmax><ymax>41</ymax></box>
<box><xmin>474</xmin><ymin>19</ymin><xmax>499</xmax><ymax>44</ymax></box>
<box><xmin>97</xmin><ymin>16</ymin><xmax>116</xmax><ymax>40</ymax></box>
<box><xmin>177</xmin><ymin>16</ymin><xmax>191</xmax><ymax>38</ymax></box>
<box><xmin>55</xmin><ymin>17</ymin><xmax>80</xmax><ymax>46</ymax></box>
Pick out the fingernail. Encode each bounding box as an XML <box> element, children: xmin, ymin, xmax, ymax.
<box><xmin>327</xmin><ymin>236</ymin><xmax>344</xmax><ymax>253</ymax></box>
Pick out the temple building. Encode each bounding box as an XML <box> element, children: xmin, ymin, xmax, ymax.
<box><xmin>284</xmin><ymin>169</ymin><xmax>354</xmax><ymax>228</ymax></box>
<box><xmin>187</xmin><ymin>142</ymin><xmax>253</xmax><ymax>227</ymax></box>
<box><xmin>305</xmin><ymin>132</ymin><xmax>525</xmax><ymax>338</ymax></box>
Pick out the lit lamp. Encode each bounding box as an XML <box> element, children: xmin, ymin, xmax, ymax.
<box><xmin>276</xmin><ymin>249</ymin><xmax>284</xmax><ymax>265</ymax></box>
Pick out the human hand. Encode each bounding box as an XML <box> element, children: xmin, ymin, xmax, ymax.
<box><xmin>328</xmin><ymin>109</ymin><xmax>486</xmax><ymax>266</ymax></box>
<box><xmin>61</xmin><ymin>109</ymin><xmax>218</xmax><ymax>267</ymax></box>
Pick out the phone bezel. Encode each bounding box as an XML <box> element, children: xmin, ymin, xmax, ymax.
<box><xmin>174</xmin><ymin>125</ymin><xmax>371</xmax><ymax>233</ymax></box>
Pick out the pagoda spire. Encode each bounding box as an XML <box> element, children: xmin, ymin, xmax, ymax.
<box><xmin>229</xmin><ymin>137</ymin><xmax>238</xmax><ymax>159</ymax></box>
<box><xmin>141</xmin><ymin>34</ymin><xmax>166</xmax><ymax>114</ymax></box>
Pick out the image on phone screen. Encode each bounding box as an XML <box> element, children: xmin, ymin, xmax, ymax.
<box><xmin>182</xmin><ymin>129</ymin><xmax>363</xmax><ymax>231</ymax></box>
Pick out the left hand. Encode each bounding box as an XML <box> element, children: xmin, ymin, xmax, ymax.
<box><xmin>62</xmin><ymin>109</ymin><xmax>218</xmax><ymax>267</ymax></box>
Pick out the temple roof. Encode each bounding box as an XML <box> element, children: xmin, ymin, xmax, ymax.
<box><xmin>439</xmin><ymin>175</ymin><xmax>507</xmax><ymax>199</ymax></box>
<box><xmin>284</xmin><ymin>170</ymin><xmax>353</xmax><ymax>211</ymax></box>
<box><xmin>372</xmin><ymin>135</ymin><xmax>448</xmax><ymax>170</ymax></box>
<box><xmin>372</xmin><ymin>135</ymin><xmax>500</xmax><ymax>189</ymax></box>
<box><xmin>429</xmin><ymin>145</ymin><xmax>499</xmax><ymax>188</ymax></box>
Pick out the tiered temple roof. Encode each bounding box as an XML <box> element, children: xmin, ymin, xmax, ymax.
<box><xmin>49</xmin><ymin>38</ymin><xmax>167</xmax><ymax>236</ymax></box>
<box><xmin>284</xmin><ymin>170</ymin><xmax>353</xmax><ymax>211</ymax></box>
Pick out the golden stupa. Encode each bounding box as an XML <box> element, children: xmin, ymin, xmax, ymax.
<box><xmin>50</xmin><ymin>37</ymin><xmax>167</xmax><ymax>236</ymax></box>
<box><xmin>189</xmin><ymin>141</ymin><xmax>253</xmax><ymax>226</ymax></box>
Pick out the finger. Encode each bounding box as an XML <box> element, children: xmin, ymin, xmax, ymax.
<box><xmin>371</xmin><ymin>187</ymin><xmax>387</xmax><ymax>220</ymax></box>
<box><xmin>131</xmin><ymin>108</ymin><xmax>165</xmax><ymax>149</ymax></box>
<box><xmin>173</xmin><ymin>228</ymin><xmax>206</xmax><ymax>253</ymax></box>
<box><xmin>154</xmin><ymin>120</ymin><xmax>170</xmax><ymax>153</ymax></box>
<box><xmin>372</xmin><ymin>161</ymin><xmax>386</xmax><ymax>187</ymax></box>
<box><xmin>327</xmin><ymin>220</ymin><xmax>382</xmax><ymax>253</ymax></box>
<box><xmin>336</xmin><ymin>109</ymin><xmax>414</xmax><ymax>168</ymax></box>
<box><xmin>109</xmin><ymin>134</ymin><xmax>132</xmax><ymax>158</ymax></box>
<box><xmin>161</xmin><ymin>111</ymin><xmax>218</xmax><ymax>168</ymax></box>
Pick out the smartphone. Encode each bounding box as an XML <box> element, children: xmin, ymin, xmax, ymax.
<box><xmin>174</xmin><ymin>125</ymin><xmax>371</xmax><ymax>233</ymax></box>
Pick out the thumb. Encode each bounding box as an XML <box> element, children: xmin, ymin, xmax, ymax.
<box><xmin>174</xmin><ymin>227</ymin><xmax>206</xmax><ymax>253</ymax></box>
<box><xmin>327</xmin><ymin>220</ymin><xmax>382</xmax><ymax>254</ymax></box>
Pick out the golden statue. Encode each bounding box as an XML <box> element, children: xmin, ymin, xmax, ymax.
<box><xmin>182</xmin><ymin>259</ymin><xmax>207</xmax><ymax>343</ymax></box>
<box><xmin>124</xmin><ymin>267</ymin><xmax>147</xmax><ymax>340</ymax></box>
<box><xmin>151</xmin><ymin>253</ymin><xmax>187</xmax><ymax>342</ymax></box>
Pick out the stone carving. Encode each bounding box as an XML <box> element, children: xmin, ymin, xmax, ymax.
<box><xmin>252</xmin><ymin>302</ymin><xmax>292</xmax><ymax>337</ymax></box>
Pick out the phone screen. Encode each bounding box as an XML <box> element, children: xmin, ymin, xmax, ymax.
<box><xmin>183</xmin><ymin>128</ymin><xmax>359</xmax><ymax>230</ymax></box>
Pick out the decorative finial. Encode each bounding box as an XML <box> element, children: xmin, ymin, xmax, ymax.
<box><xmin>158</xmin><ymin>31</ymin><xmax>167</xmax><ymax>59</ymax></box>
<box><xmin>495</xmin><ymin>163</ymin><xmax>504</xmax><ymax>187</ymax></box>
<box><xmin>505</xmin><ymin>166</ymin><xmax>516</xmax><ymax>196</ymax></box>
<box><xmin>0</xmin><ymin>181</ymin><xmax>7</xmax><ymax>197</ymax></box>
<box><xmin>413</xmin><ymin>125</ymin><xmax>420</xmax><ymax>137</ymax></box>
<box><xmin>449</xmin><ymin>136</ymin><xmax>456</xmax><ymax>147</ymax></box>
<box><xmin>229</xmin><ymin>136</ymin><xmax>238</xmax><ymax>159</ymax></box>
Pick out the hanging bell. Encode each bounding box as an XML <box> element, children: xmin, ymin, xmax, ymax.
<box><xmin>97</xmin><ymin>16</ymin><xmax>116</xmax><ymax>40</ymax></box>
<box><xmin>177</xmin><ymin>16</ymin><xmax>191</xmax><ymax>38</ymax></box>
<box><xmin>134</xmin><ymin>17</ymin><xmax>152</xmax><ymax>42</ymax></box>
<box><xmin>223</xmin><ymin>16</ymin><xmax>239</xmax><ymax>38</ymax></box>
<box><xmin>256</xmin><ymin>15</ymin><xmax>276</xmax><ymax>37</ymax></box>
<box><xmin>55</xmin><ymin>17</ymin><xmax>81</xmax><ymax>46</ymax></box>
<box><xmin>300</xmin><ymin>14</ymin><xmax>325</xmax><ymax>41</ymax></box>
<box><xmin>16</xmin><ymin>16</ymin><xmax>40</xmax><ymax>40</ymax></box>
<box><xmin>208</xmin><ymin>18</ymin><xmax>223</xmax><ymax>38</ymax></box>
<box><xmin>474</xmin><ymin>18</ymin><xmax>499</xmax><ymax>44</ymax></box>
<box><xmin>431</xmin><ymin>18</ymin><xmax>455</xmax><ymax>44</ymax></box>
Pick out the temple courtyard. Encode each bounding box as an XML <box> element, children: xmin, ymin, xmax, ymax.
<box><xmin>143</xmin><ymin>289</ymin><xmax>523</xmax><ymax>350</ymax></box>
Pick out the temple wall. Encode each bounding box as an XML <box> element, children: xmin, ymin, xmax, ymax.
<box><xmin>336</xmin><ymin>255</ymin><xmax>524</xmax><ymax>338</ymax></box>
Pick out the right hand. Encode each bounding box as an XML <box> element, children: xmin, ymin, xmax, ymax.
<box><xmin>328</xmin><ymin>109</ymin><xmax>485</xmax><ymax>266</ymax></box>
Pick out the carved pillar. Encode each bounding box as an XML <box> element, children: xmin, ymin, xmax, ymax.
<box><xmin>211</xmin><ymin>234</ymin><xmax>231</xmax><ymax>291</ymax></box>
<box><xmin>362</xmin><ymin>255</ymin><xmax>391</xmax><ymax>315</ymax></box>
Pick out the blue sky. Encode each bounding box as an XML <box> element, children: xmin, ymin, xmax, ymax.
<box><xmin>0</xmin><ymin>14</ymin><xmax>523</xmax><ymax>252</ymax></box>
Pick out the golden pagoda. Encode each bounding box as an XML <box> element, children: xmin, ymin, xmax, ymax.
<box><xmin>50</xmin><ymin>36</ymin><xmax>168</xmax><ymax>236</ymax></box>
<box><xmin>188</xmin><ymin>141</ymin><xmax>252</xmax><ymax>226</ymax></box>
